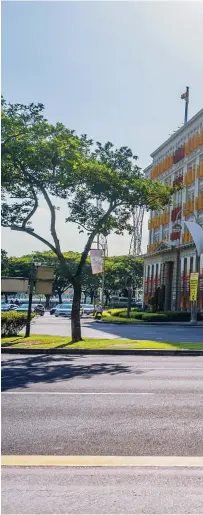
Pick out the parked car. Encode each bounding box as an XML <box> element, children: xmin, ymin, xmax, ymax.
<box><xmin>81</xmin><ymin>304</ymin><xmax>94</xmax><ymax>315</ymax></box>
<box><xmin>16</xmin><ymin>303</ymin><xmax>44</xmax><ymax>315</ymax></box>
<box><xmin>1</xmin><ymin>303</ymin><xmax>18</xmax><ymax>312</ymax></box>
<box><xmin>50</xmin><ymin>304</ymin><xmax>62</xmax><ymax>315</ymax></box>
<box><xmin>35</xmin><ymin>304</ymin><xmax>45</xmax><ymax>316</ymax></box>
<box><xmin>16</xmin><ymin>303</ymin><xmax>35</xmax><ymax>313</ymax></box>
<box><xmin>55</xmin><ymin>303</ymin><xmax>82</xmax><ymax>318</ymax></box>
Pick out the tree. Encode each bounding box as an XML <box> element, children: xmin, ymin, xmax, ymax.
<box><xmin>104</xmin><ymin>255</ymin><xmax>143</xmax><ymax>303</ymax></box>
<box><xmin>1</xmin><ymin>98</ymin><xmax>174</xmax><ymax>342</ymax></box>
<box><xmin>1</xmin><ymin>249</ymin><xmax>9</xmax><ymax>275</ymax></box>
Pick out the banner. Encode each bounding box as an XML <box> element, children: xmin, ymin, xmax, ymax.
<box><xmin>90</xmin><ymin>249</ymin><xmax>103</xmax><ymax>275</ymax></box>
<box><xmin>190</xmin><ymin>272</ymin><xmax>199</xmax><ymax>301</ymax></box>
<box><xmin>184</xmin><ymin>222</ymin><xmax>203</xmax><ymax>256</ymax></box>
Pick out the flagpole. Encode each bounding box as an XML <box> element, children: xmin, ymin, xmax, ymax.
<box><xmin>184</xmin><ymin>86</ymin><xmax>189</xmax><ymax>124</ymax></box>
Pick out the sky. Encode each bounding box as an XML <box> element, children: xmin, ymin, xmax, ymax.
<box><xmin>2</xmin><ymin>0</ymin><xmax>203</xmax><ymax>257</ymax></box>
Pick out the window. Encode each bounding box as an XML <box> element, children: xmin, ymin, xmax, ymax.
<box><xmin>163</xmin><ymin>227</ymin><xmax>169</xmax><ymax>240</ymax></box>
<box><xmin>173</xmin><ymin>189</ymin><xmax>182</xmax><ymax>206</ymax></box>
<box><xmin>154</xmin><ymin>229</ymin><xmax>160</xmax><ymax>243</ymax></box>
<box><xmin>199</xmin><ymin>180</ymin><xmax>203</xmax><ymax>193</ymax></box>
<box><xmin>174</xmin><ymin>168</ymin><xmax>183</xmax><ymax>179</ymax></box>
<box><xmin>187</xmin><ymin>188</ymin><xmax>195</xmax><ymax>200</ymax></box>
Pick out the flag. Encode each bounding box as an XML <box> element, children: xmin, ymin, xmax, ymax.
<box><xmin>90</xmin><ymin>249</ymin><xmax>103</xmax><ymax>274</ymax></box>
<box><xmin>181</xmin><ymin>90</ymin><xmax>189</xmax><ymax>100</ymax></box>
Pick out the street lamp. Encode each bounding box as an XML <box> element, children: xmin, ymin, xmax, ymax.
<box><xmin>91</xmin><ymin>237</ymin><xmax>108</xmax><ymax>308</ymax></box>
<box><xmin>172</xmin><ymin>208</ymin><xmax>200</xmax><ymax>324</ymax></box>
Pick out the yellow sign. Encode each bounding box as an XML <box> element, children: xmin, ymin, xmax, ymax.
<box><xmin>190</xmin><ymin>273</ymin><xmax>199</xmax><ymax>301</ymax></box>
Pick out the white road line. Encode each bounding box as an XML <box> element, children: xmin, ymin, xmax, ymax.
<box><xmin>2</xmin><ymin>392</ymin><xmax>154</xmax><ymax>395</ymax></box>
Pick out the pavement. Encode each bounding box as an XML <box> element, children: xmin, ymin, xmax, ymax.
<box><xmin>1</xmin><ymin>354</ymin><xmax>203</xmax><ymax>514</ymax></box>
<box><xmin>30</xmin><ymin>313</ymin><xmax>203</xmax><ymax>342</ymax></box>
<box><xmin>2</xmin><ymin>468</ymin><xmax>202</xmax><ymax>514</ymax></box>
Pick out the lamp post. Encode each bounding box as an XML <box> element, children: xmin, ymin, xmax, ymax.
<box><xmin>92</xmin><ymin>237</ymin><xmax>108</xmax><ymax>308</ymax></box>
<box><xmin>172</xmin><ymin>208</ymin><xmax>199</xmax><ymax>324</ymax></box>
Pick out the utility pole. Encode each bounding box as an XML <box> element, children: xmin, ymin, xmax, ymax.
<box><xmin>25</xmin><ymin>262</ymin><xmax>35</xmax><ymax>338</ymax></box>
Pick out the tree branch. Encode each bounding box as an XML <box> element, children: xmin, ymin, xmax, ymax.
<box><xmin>19</xmin><ymin>165</ymin><xmax>62</xmax><ymax>258</ymax></box>
<box><xmin>10</xmin><ymin>225</ymin><xmax>58</xmax><ymax>253</ymax></box>
<box><xmin>75</xmin><ymin>202</ymin><xmax>115</xmax><ymax>277</ymax></box>
<box><xmin>22</xmin><ymin>187</ymin><xmax>38</xmax><ymax>228</ymax></box>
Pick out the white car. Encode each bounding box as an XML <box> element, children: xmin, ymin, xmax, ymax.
<box><xmin>81</xmin><ymin>304</ymin><xmax>94</xmax><ymax>315</ymax></box>
<box><xmin>55</xmin><ymin>303</ymin><xmax>83</xmax><ymax>318</ymax></box>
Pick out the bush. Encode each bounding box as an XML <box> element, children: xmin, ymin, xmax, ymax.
<box><xmin>163</xmin><ymin>311</ymin><xmax>189</xmax><ymax>322</ymax></box>
<box><xmin>110</xmin><ymin>308</ymin><xmax>127</xmax><ymax>316</ymax></box>
<box><xmin>1</xmin><ymin>311</ymin><xmax>35</xmax><ymax>337</ymax></box>
<box><xmin>142</xmin><ymin>313</ymin><xmax>168</xmax><ymax>322</ymax></box>
<box><xmin>160</xmin><ymin>311</ymin><xmax>203</xmax><ymax>322</ymax></box>
<box><xmin>119</xmin><ymin>311</ymin><xmax>144</xmax><ymax>320</ymax></box>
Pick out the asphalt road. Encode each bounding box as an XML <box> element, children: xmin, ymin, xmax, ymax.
<box><xmin>31</xmin><ymin>313</ymin><xmax>203</xmax><ymax>342</ymax></box>
<box><xmin>2</xmin><ymin>468</ymin><xmax>203</xmax><ymax>514</ymax></box>
<box><xmin>2</xmin><ymin>355</ymin><xmax>203</xmax><ymax>514</ymax></box>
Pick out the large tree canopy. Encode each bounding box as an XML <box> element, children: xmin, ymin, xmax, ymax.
<box><xmin>1</xmin><ymin>251</ymin><xmax>143</xmax><ymax>306</ymax></box>
<box><xmin>1</xmin><ymin>98</ymin><xmax>174</xmax><ymax>341</ymax></box>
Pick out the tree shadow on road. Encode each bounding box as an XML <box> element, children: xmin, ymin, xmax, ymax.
<box><xmin>1</xmin><ymin>354</ymin><xmax>133</xmax><ymax>391</ymax></box>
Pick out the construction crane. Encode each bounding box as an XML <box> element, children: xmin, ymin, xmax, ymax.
<box><xmin>129</xmin><ymin>207</ymin><xmax>145</xmax><ymax>256</ymax></box>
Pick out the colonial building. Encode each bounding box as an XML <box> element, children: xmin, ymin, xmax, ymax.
<box><xmin>143</xmin><ymin>108</ymin><xmax>203</xmax><ymax>311</ymax></box>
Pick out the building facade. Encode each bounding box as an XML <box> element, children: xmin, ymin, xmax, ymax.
<box><xmin>143</xmin><ymin>108</ymin><xmax>203</xmax><ymax>311</ymax></box>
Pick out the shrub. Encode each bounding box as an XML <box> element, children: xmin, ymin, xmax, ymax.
<box><xmin>119</xmin><ymin>311</ymin><xmax>144</xmax><ymax>320</ymax></box>
<box><xmin>142</xmin><ymin>313</ymin><xmax>168</xmax><ymax>322</ymax></box>
<box><xmin>110</xmin><ymin>308</ymin><xmax>127</xmax><ymax>316</ymax></box>
<box><xmin>1</xmin><ymin>311</ymin><xmax>35</xmax><ymax>337</ymax></box>
<box><xmin>102</xmin><ymin>311</ymin><xmax>112</xmax><ymax>317</ymax></box>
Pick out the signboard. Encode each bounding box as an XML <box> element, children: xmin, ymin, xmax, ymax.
<box><xmin>1</xmin><ymin>277</ymin><xmax>29</xmax><ymax>293</ymax></box>
<box><xmin>35</xmin><ymin>281</ymin><xmax>53</xmax><ymax>295</ymax></box>
<box><xmin>36</xmin><ymin>266</ymin><xmax>55</xmax><ymax>281</ymax></box>
<box><xmin>90</xmin><ymin>249</ymin><xmax>103</xmax><ymax>275</ymax></box>
<box><xmin>190</xmin><ymin>273</ymin><xmax>199</xmax><ymax>301</ymax></box>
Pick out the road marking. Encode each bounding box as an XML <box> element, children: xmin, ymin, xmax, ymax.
<box><xmin>2</xmin><ymin>392</ymin><xmax>153</xmax><ymax>396</ymax></box>
<box><xmin>2</xmin><ymin>456</ymin><xmax>203</xmax><ymax>467</ymax></box>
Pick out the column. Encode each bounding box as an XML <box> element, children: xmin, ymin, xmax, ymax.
<box><xmin>199</xmin><ymin>254</ymin><xmax>203</xmax><ymax>311</ymax></box>
<box><xmin>186</xmin><ymin>256</ymin><xmax>191</xmax><ymax>310</ymax></box>
<box><xmin>143</xmin><ymin>265</ymin><xmax>148</xmax><ymax>304</ymax></box>
<box><xmin>192</xmin><ymin>253</ymin><xmax>197</xmax><ymax>272</ymax></box>
<box><xmin>180</xmin><ymin>257</ymin><xmax>185</xmax><ymax>310</ymax></box>
<box><xmin>148</xmin><ymin>264</ymin><xmax>152</xmax><ymax>299</ymax></box>
<box><xmin>157</xmin><ymin>262</ymin><xmax>161</xmax><ymax>288</ymax></box>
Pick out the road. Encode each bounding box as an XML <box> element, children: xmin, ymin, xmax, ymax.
<box><xmin>1</xmin><ymin>354</ymin><xmax>203</xmax><ymax>514</ymax></box>
<box><xmin>30</xmin><ymin>313</ymin><xmax>203</xmax><ymax>342</ymax></box>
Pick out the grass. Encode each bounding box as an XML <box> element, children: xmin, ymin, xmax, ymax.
<box><xmin>1</xmin><ymin>334</ymin><xmax>203</xmax><ymax>350</ymax></box>
<box><xmin>100</xmin><ymin>316</ymin><xmax>143</xmax><ymax>324</ymax></box>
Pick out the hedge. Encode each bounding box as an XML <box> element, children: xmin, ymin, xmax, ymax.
<box><xmin>106</xmin><ymin>309</ymin><xmax>203</xmax><ymax>322</ymax></box>
<box><xmin>119</xmin><ymin>311</ymin><xmax>144</xmax><ymax>320</ymax></box>
<box><xmin>164</xmin><ymin>311</ymin><xmax>203</xmax><ymax>322</ymax></box>
<box><xmin>142</xmin><ymin>313</ymin><xmax>168</xmax><ymax>322</ymax></box>
<box><xmin>1</xmin><ymin>311</ymin><xmax>35</xmax><ymax>337</ymax></box>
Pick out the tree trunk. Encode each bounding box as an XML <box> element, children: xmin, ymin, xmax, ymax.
<box><xmin>105</xmin><ymin>290</ymin><xmax>110</xmax><ymax>306</ymax></box>
<box><xmin>58</xmin><ymin>290</ymin><xmax>62</xmax><ymax>304</ymax></box>
<box><xmin>90</xmin><ymin>291</ymin><xmax>94</xmax><ymax>304</ymax></box>
<box><xmin>71</xmin><ymin>278</ymin><xmax>82</xmax><ymax>342</ymax></box>
<box><xmin>45</xmin><ymin>294</ymin><xmax>51</xmax><ymax>310</ymax></box>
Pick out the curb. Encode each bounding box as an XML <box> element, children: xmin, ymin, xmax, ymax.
<box><xmin>97</xmin><ymin>321</ymin><xmax>203</xmax><ymax>327</ymax></box>
<box><xmin>1</xmin><ymin>348</ymin><xmax>203</xmax><ymax>356</ymax></box>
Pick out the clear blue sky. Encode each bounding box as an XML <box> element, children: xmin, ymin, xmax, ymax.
<box><xmin>2</xmin><ymin>1</ymin><xmax>203</xmax><ymax>256</ymax></box>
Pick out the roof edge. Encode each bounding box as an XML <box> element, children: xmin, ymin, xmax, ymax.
<box><xmin>150</xmin><ymin>108</ymin><xmax>203</xmax><ymax>158</ymax></box>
